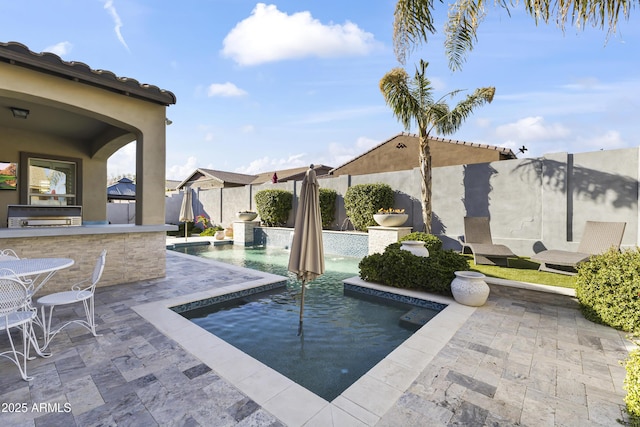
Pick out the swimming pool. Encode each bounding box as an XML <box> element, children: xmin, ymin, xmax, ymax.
<box><xmin>170</xmin><ymin>245</ymin><xmax>445</xmax><ymax>401</ymax></box>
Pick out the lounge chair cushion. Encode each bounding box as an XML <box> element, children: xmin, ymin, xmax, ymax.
<box><xmin>460</xmin><ymin>217</ymin><xmax>517</xmax><ymax>266</ymax></box>
<box><xmin>531</xmin><ymin>221</ymin><xmax>626</xmax><ymax>275</ymax></box>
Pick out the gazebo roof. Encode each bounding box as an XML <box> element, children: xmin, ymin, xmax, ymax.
<box><xmin>107</xmin><ymin>177</ymin><xmax>136</xmax><ymax>200</ymax></box>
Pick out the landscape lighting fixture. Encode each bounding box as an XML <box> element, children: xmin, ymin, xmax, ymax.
<box><xmin>10</xmin><ymin>107</ymin><xmax>29</xmax><ymax>119</ymax></box>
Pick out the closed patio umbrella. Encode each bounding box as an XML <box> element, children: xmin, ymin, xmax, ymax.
<box><xmin>288</xmin><ymin>165</ymin><xmax>325</xmax><ymax>336</ymax></box>
<box><xmin>179</xmin><ymin>186</ymin><xmax>194</xmax><ymax>241</ymax></box>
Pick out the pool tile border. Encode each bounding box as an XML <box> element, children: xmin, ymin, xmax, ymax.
<box><xmin>133</xmin><ymin>256</ymin><xmax>476</xmax><ymax>426</ymax></box>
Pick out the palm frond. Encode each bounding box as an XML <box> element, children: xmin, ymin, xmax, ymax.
<box><xmin>445</xmin><ymin>0</ymin><xmax>487</xmax><ymax>71</ymax></box>
<box><xmin>525</xmin><ymin>0</ymin><xmax>631</xmax><ymax>33</ymax></box>
<box><xmin>393</xmin><ymin>0</ymin><xmax>437</xmax><ymax>64</ymax></box>
<box><xmin>434</xmin><ymin>86</ymin><xmax>495</xmax><ymax>134</ymax></box>
<box><xmin>380</xmin><ymin>67</ymin><xmax>423</xmax><ymax>131</ymax></box>
<box><xmin>444</xmin><ymin>0</ymin><xmax>633</xmax><ymax>71</ymax></box>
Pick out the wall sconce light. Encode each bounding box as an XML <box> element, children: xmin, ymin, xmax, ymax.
<box><xmin>165</xmin><ymin>118</ymin><xmax>172</xmax><ymax>126</ymax></box>
<box><xmin>10</xmin><ymin>107</ymin><xmax>30</xmax><ymax>119</ymax></box>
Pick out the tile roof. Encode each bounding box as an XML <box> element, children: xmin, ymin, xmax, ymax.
<box><xmin>330</xmin><ymin>132</ymin><xmax>517</xmax><ymax>173</ymax></box>
<box><xmin>0</xmin><ymin>41</ymin><xmax>176</xmax><ymax>106</ymax></box>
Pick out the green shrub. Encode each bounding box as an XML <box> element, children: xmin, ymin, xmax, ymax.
<box><xmin>255</xmin><ymin>189</ymin><xmax>293</xmax><ymax>226</ymax></box>
<box><xmin>199</xmin><ymin>225</ymin><xmax>224</xmax><ymax>236</ymax></box>
<box><xmin>399</xmin><ymin>232</ymin><xmax>443</xmax><ymax>253</ymax></box>
<box><xmin>625</xmin><ymin>345</ymin><xmax>640</xmax><ymax>425</ymax></box>
<box><xmin>319</xmin><ymin>188</ymin><xmax>337</xmax><ymax>229</ymax></box>
<box><xmin>575</xmin><ymin>248</ymin><xmax>640</xmax><ymax>335</ymax></box>
<box><xmin>359</xmin><ymin>242</ymin><xmax>469</xmax><ymax>295</ymax></box>
<box><xmin>344</xmin><ymin>183</ymin><xmax>394</xmax><ymax>231</ymax></box>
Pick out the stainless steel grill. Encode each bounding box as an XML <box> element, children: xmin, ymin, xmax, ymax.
<box><xmin>7</xmin><ymin>205</ymin><xmax>82</xmax><ymax>228</ymax></box>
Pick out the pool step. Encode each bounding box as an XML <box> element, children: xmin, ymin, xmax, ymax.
<box><xmin>400</xmin><ymin>307</ymin><xmax>438</xmax><ymax>330</ymax></box>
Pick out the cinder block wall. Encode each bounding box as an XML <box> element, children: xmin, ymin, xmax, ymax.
<box><xmin>165</xmin><ymin>148</ymin><xmax>639</xmax><ymax>257</ymax></box>
<box><xmin>3</xmin><ymin>232</ymin><xmax>166</xmax><ymax>296</ymax></box>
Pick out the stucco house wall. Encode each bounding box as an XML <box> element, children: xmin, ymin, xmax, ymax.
<box><xmin>0</xmin><ymin>42</ymin><xmax>176</xmax><ymax>290</ymax></box>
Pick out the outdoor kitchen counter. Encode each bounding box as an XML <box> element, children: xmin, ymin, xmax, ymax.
<box><xmin>0</xmin><ymin>224</ymin><xmax>177</xmax><ymax>292</ymax></box>
<box><xmin>0</xmin><ymin>224</ymin><xmax>176</xmax><ymax>238</ymax></box>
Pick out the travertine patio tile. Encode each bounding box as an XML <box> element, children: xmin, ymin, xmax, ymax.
<box><xmin>1</xmin><ymin>251</ymin><xmax>633</xmax><ymax>426</ymax></box>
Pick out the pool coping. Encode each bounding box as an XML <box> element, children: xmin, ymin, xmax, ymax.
<box><xmin>133</xmin><ymin>252</ymin><xmax>476</xmax><ymax>426</ymax></box>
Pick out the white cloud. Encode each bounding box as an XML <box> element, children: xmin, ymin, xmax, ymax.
<box><xmin>107</xmin><ymin>142</ymin><xmax>136</xmax><ymax>178</ymax></box>
<box><xmin>495</xmin><ymin>116</ymin><xmax>570</xmax><ymax>142</ymax></box>
<box><xmin>207</xmin><ymin>82</ymin><xmax>248</xmax><ymax>97</ymax></box>
<box><xmin>241</xmin><ymin>125</ymin><xmax>255</xmax><ymax>133</ymax></box>
<box><xmin>43</xmin><ymin>41</ymin><xmax>72</xmax><ymax>57</ymax></box>
<box><xmin>221</xmin><ymin>3</ymin><xmax>377</xmax><ymax>66</ymax></box>
<box><xmin>327</xmin><ymin>136</ymin><xmax>379</xmax><ymax>167</ymax></box>
<box><xmin>167</xmin><ymin>156</ymin><xmax>199</xmax><ymax>181</ymax></box>
<box><xmin>103</xmin><ymin>0</ymin><xmax>129</xmax><ymax>51</ymax></box>
<box><xmin>236</xmin><ymin>154</ymin><xmax>306</xmax><ymax>174</ymax></box>
<box><xmin>576</xmin><ymin>130</ymin><xmax>625</xmax><ymax>151</ymax></box>
<box><xmin>291</xmin><ymin>105</ymin><xmax>386</xmax><ymax>125</ymax></box>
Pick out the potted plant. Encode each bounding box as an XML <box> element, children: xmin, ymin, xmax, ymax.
<box><xmin>373</xmin><ymin>208</ymin><xmax>408</xmax><ymax>227</ymax></box>
<box><xmin>237</xmin><ymin>210</ymin><xmax>258</xmax><ymax>221</ymax></box>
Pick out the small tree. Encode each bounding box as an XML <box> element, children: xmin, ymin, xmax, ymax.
<box><xmin>380</xmin><ymin>60</ymin><xmax>494</xmax><ymax>232</ymax></box>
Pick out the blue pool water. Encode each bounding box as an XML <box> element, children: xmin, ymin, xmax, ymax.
<box><xmin>171</xmin><ymin>244</ymin><xmax>442</xmax><ymax>401</ymax></box>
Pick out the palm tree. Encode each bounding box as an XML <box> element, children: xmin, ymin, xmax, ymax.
<box><xmin>379</xmin><ymin>59</ymin><xmax>495</xmax><ymax>232</ymax></box>
<box><xmin>393</xmin><ymin>0</ymin><xmax>634</xmax><ymax>70</ymax></box>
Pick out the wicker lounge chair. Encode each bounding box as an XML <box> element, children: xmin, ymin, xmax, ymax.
<box><xmin>459</xmin><ymin>216</ymin><xmax>517</xmax><ymax>266</ymax></box>
<box><xmin>531</xmin><ymin>221</ymin><xmax>626</xmax><ymax>275</ymax></box>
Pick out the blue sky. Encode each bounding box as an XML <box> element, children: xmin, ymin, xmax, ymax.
<box><xmin>1</xmin><ymin>1</ymin><xmax>638</xmax><ymax>180</ymax></box>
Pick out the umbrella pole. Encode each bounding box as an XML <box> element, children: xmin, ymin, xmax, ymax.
<box><xmin>297</xmin><ymin>280</ymin><xmax>306</xmax><ymax>336</ymax></box>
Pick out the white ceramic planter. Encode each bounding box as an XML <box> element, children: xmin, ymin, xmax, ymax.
<box><xmin>373</xmin><ymin>213</ymin><xmax>408</xmax><ymax>227</ymax></box>
<box><xmin>400</xmin><ymin>240</ymin><xmax>429</xmax><ymax>257</ymax></box>
<box><xmin>214</xmin><ymin>230</ymin><xmax>225</xmax><ymax>240</ymax></box>
<box><xmin>237</xmin><ymin>212</ymin><xmax>258</xmax><ymax>221</ymax></box>
<box><xmin>450</xmin><ymin>271</ymin><xmax>490</xmax><ymax>306</ymax></box>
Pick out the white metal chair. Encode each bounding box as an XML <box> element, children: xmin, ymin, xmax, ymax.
<box><xmin>37</xmin><ymin>250</ymin><xmax>106</xmax><ymax>350</ymax></box>
<box><xmin>0</xmin><ymin>269</ymin><xmax>40</xmax><ymax>381</ymax></box>
<box><xmin>0</xmin><ymin>249</ymin><xmax>20</xmax><ymax>261</ymax></box>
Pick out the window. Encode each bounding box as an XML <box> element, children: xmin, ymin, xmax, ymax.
<box><xmin>19</xmin><ymin>152</ymin><xmax>82</xmax><ymax>206</ymax></box>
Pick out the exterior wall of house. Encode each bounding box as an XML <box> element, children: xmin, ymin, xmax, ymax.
<box><xmin>0</xmin><ymin>56</ymin><xmax>173</xmax><ymax>287</ymax></box>
<box><xmin>167</xmin><ymin>147</ymin><xmax>639</xmax><ymax>257</ymax></box>
<box><xmin>0</xmin><ymin>60</ymin><xmax>167</xmax><ymax>225</ymax></box>
<box><xmin>330</xmin><ymin>135</ymin><xmax>507</xmax><ymax>177</ymax></box>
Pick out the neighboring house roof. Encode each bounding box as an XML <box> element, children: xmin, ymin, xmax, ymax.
<box><xmin>177</xmin><ymin>165</ymin><xmax>335</xmax><ymax>189</ymax></box>
<box><xmin>107</xmin><ymin>177</ymin><xmax>136</xmax><ymax>200</ymax></box>
<box><xmin>177</xmin><ymin>168</ymin><xmax>257</xmax><ymax>189</ymax></box>
<box><xmin>0</xmin><ymin>41</ymin><xmax>176</xmax><ymax>106</ymax></box>
<box><xmin>251</xmin><ymin>165</ymin><xmax>333</xmax><ymax>184</ymax></box>
<box><xmin>330</xmin><ymin>132</ymin><xmax>517</xmax><ymax>175</ymax></box>
<box><xmin>165</xmin><ymin>180</ymin><xmax>182</xmax><ymax>191</ymax></box>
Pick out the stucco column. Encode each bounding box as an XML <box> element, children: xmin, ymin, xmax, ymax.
<box><xmin>136</xmin><ymin>115</ymin><xmax>167</xmax><ymax>225</ymax></box>
<box><xmin>83</xmin><ymin>159</ymin><xmax>108</xmax><ymax>223</ymax></box>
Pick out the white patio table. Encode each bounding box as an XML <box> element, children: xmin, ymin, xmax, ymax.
<box><xmin>0</xmin><ymin>258</ymin><xmax>75</xmax><ymax>297</ymax></box>
<box><xmin>0</xmin><ymin>258</ymin><xmax>75</xmax><ymax>349</ymax></box>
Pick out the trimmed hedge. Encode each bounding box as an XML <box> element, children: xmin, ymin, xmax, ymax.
<box><xmin>359</xmin><ymin>241</ymin><xmax>469</xmax><ymax>295</ymax></box>
<box><xmin>319</xmin><ymin>188</ymin><xmax>337</xmax><ymax>229</ymax></box>
<box><xmin>399</xmin><ymin>232</ymin><xmax>443</xmax><ymax>253</ymax></box>
<box><xmin>625</xmin><ymin>346</ymin><xmax>640</xmax><ymax>425</ymax></box>
<box><xmin>575</xmin><ymin>248</ymin><xmax>640</xmax><ymax>423</ymax></box>
<box><xmin>344</xmin><ymin>183</ymin><xmax>394</xmax><ymax>231</ymax></box>
<box><xmin>255</xmin><ymin>189</ymin><xmax>293</xmax><ymax>227</ymax></box>
<box><xmin>575</xmin><ymin>248</ymin><xmax>640</xmax><ymax>335</ymax></box>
